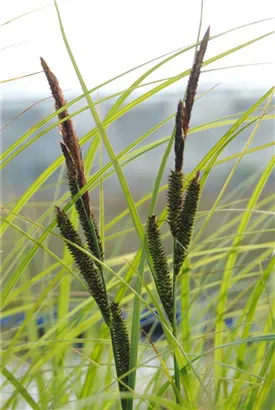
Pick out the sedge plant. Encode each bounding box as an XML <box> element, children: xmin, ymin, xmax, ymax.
<box><xmin>41</xmin><ymin>57</ymin><xmax>131</xmax><ymax>410</ymax></box>
<box><xmin>39</xmin><ymin>26</ymin><xmax>209</xmax><ymax>408</ymax></box>
<box><xmin>146</xmin><ymin>27</ymin><xmax>209</xmax><ymax>402</ymax></box>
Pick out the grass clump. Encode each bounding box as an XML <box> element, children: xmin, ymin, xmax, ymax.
<box><xmin>0</xmin><ymin>6</ymin><xmax>274</xmax><ymax>410</ymax></box>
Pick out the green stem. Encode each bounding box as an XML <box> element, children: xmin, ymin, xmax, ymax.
<box><xmin>181</xmin><ymin>265</ymin><xmax>193</xmax><ymax>406</ymax></box>
<box><xmin>172</xmin><ymin>269</ymin><xmax>181</xmax><ymax>403</ymax></box>
<box><xmin>172</xmin><ymin>240</ymin><xmax>192</xmax><ymax>407</ymax></box>
<box><xmin>181</xmin><ymin>261</ymin><xmax>190</xmax><ymax>350</ymax></box>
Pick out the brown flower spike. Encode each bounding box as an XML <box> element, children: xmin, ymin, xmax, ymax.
<box><xmin>183</xmin><ymin>26</ymin><xmax>210</xmax><ymax>136</ymax></box>
<box><xmin>167</xmin><ymin>27</ymin><xmax>209</xmax><ymax>273</ymax></box>
<box><xmin>173</xmin><ymin>27</ymin><xmax>210</xmax><ymax>174</ymax></box>
<box><xmin>40</xmin><ymin>57</ymin><xmax>89</xmax><ymax>213</ymax></box>
<box><xmin>41</xmin><ymin>58</ymin><xmax>103</xmax><ymax>265</ymax></box>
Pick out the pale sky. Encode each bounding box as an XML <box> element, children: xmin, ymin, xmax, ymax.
<box><xmin>1</xmin><ymin>0</ymin><xmax>274</xmax><ymax>98</ymax></box>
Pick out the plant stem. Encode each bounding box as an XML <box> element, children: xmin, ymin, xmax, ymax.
<box><xmin>181</xmin><ymin>262</ymin><xmax>190</xmax><ymax>351</ymax></box>
<box><xmin>172</xmin><ymin>241</ymin><xmax>192</xmax><ymax>407</ymax></box>
<box><xmin>172</xmin><ymin>239</ymin><xmax>181</xmax><ymax>403</ymax></box>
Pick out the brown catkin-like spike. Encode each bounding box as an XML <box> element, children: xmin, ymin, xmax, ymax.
<box><xmin>175</xmin><ymin>172</ymin><xmax>201</xmax><ymax>275</ymax></box>
<box><xmin>183</xmin><ymin>27</ymin><xmax>210</xmax><ymax>136</ymax></box>
<box><xmin>42</xmin><ymin>59</ymin><xmax>104</xmax><ymax>265</ymax></box>
<box><xmin>41</xmin><ymin>57</ymin><xmax>90</xmax><ymax>215</ymax></box>
<box><xmin>55</xmin><ymin>206</ymin><xmax>110</xmax><ymax>324</ymax></box>
<box><xmin>174</xmin><ymin>100</ymin><xmax>186</xmax><ymax>173</ymax></box>
<box><xmin>110</xmin><ymin>302</ymin><xmax>130</xmax><ymax>393</ymax></box>
<box><xmin>147</xmin><ymin>215</ymin><xmax>173</xmax><ymax>324</ymax></box>
<box><xmin>60</xmin><ymin>142</ymin><xmax>104</xmax><ymax>267</ymax></box>
<box><xmin>167</xmin><ymin>170</ymin><xmax>184</xmax><ymax>238</ymax></box>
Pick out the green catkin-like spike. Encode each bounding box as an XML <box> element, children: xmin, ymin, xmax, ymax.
<box><xmin>147</xmin><ymin>215</ymin><xmax>173</xmax><ymax>324</ymax></box>
<box><xmin>55</xmin><ymin>206</ymin><xmax>110</xmax><ymax>324</ymax></box>
<box><xmin>175</xmin><ymin>172</ymin><xmax>201</xmax><ymax>275</ymax></box>
<box><xmin>167</xmin><ymin>170</ymin><xmax>184</xmax><ymax>238</ymax></box>
<box><xmin>110</xmin><ymin>302</ymin><xmax>130</xmax><ymax>392</ymax></box>
<box><xmin>60</xmin><ymin>142</ymin><xmax>104</xmax><ymax>267</ymax></box>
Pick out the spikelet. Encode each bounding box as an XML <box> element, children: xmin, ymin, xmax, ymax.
<box><xmin>174</xmin><ymin>172</ymin><xmax>201</xmax><ymax>275</ymax></box>
<box><xmin>110</xmin><ymin>302</ymin><xmax>130</xmax><ymax>396</ymax></box>
<box><xmin>55</xmin><ymin>206</ymin><xmax>110</xmax><ymax>325</ymax></box>
<box><xmin>167</xmin><ymin>170</ymin><xmax>184</xmax><ymax>239</ymax></box>
<box><xmin>147</xmin><ymin>215</ymin><xmax>173</xmax><ymax>324</ymax></box>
